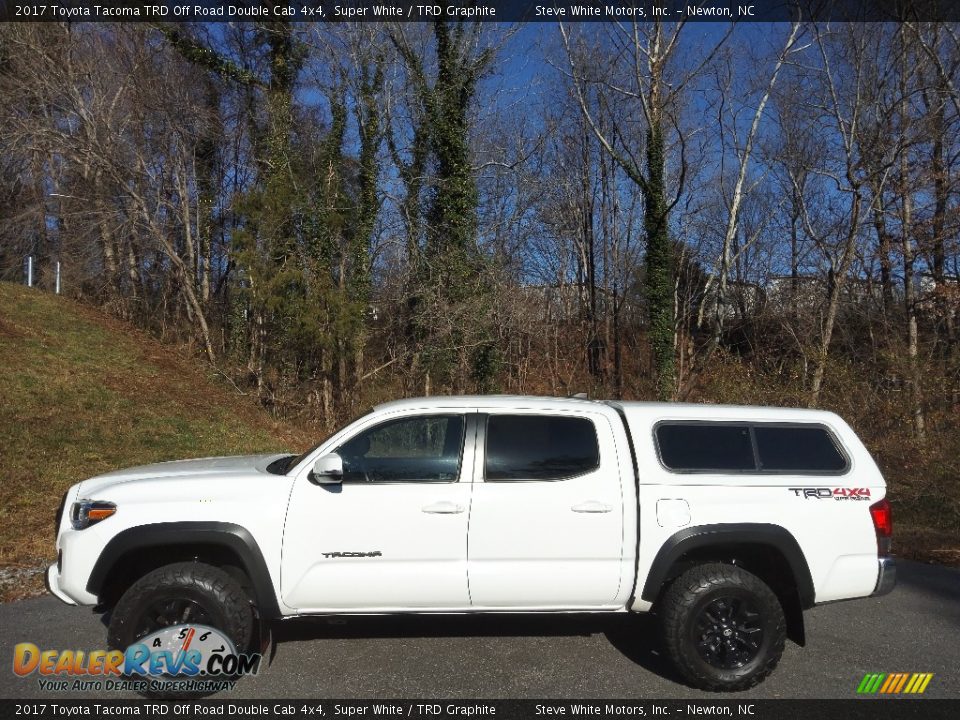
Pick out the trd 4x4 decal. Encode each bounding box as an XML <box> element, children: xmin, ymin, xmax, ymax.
<box><xmin>789</xmin><ymin>488</ymin><xmax>872</xmax><ymax>501</ymax></box>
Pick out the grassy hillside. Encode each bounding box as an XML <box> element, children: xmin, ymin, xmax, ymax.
<box><xmin>0</xmin><ymin>283</ymin><xmax>315</xmax><ymax>599</ymax></box>
<box><xmin>0</xmin><ymin>283</ymin><xmax>955</xmax><ymax>603</ymax></box>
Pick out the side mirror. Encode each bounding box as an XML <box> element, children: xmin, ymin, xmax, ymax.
<box><xmin>311</xmin><ymin>453</ymin><xmax>343</xmax><ymax>485</ymax></box>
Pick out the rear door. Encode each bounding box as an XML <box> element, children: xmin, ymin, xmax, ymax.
<box><xmin>466</xmin><ymin>410</ymin><xmax>626</xmax><ymax>609</ymax></box>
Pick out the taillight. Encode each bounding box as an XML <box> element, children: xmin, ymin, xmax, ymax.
<box><xmin>870</xmin><ymin>498</ymin><xmax>893</xmax><ymax>555</ymax></box>
<box><xmin>870</xmin><ymin>498</ymin><xmax>893</xmax><ymax>536</ymax></box>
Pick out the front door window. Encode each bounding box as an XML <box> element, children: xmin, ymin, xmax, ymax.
<box><xmin>336</xmin><ymin>415</ymin><xmax>465</xmax><ymax>483</ymax></box>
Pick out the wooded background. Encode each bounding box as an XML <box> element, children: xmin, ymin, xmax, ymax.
<box><xmin>1</xmin><ymin>21</ymin><xmax>957</xmax><ymax>548</ymax></box>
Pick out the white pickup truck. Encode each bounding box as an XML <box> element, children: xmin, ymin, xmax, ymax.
<box><xmin>48</xmin><ymin>396</ymin><xmax>894</xmax><ymax>691</ymax></box>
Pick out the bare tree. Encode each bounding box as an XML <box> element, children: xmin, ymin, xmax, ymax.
<box><xmin>696</xmin><ymin>22</ymin><xmax>802</xmax><ymax>376</ymax></box>
<box><xmin>801</xmin><ymin>24</ymin><xmax>894</xmax><ymax>406</ymax></box>
<box><xmin>560</xmin><ymin>20</ymin><xmax>730</xmax><ymax>399</ymax></box>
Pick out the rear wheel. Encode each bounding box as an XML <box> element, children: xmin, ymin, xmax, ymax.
<box><xmin>659</xmin><ymin>563</ymin><xmax>786</xmax><ymax>692</ymax></box>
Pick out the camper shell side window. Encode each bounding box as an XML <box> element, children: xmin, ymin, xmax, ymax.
<box><xmin>653</xmin><ymin>421</ymin><xmax>850</xmax><ymax>475</ymax></box>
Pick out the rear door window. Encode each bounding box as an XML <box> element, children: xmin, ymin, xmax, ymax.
<box><xmin>485</xmin><ymin>415</ymin><xmax>600</xmax><ymax>481</ymax></box>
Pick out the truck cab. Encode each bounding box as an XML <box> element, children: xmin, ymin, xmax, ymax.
<box><xmin>280</xmin><ymin>397</ymin><xmax>635</xmax><ymax>612</ymax></box>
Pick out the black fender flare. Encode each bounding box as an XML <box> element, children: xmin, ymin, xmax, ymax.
<box><xmin>639</xmin><ymin>522</ymin><xmax>816</xmax><ymax>609</ymax></box>
<box><xmin>86</xmin><ymin>521</ymin><xmax>281</xmax><ymax>619</ymax></box>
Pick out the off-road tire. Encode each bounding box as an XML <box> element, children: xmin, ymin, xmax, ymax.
<box><xmin>107</xmin><ymin>562</ymin><xmax>255</xmax><ymax>697</ymax></box>
<box><xmin>659</xmin><ymin>563</ymin><xmax>786</xmax><ymax>692</ymax></box>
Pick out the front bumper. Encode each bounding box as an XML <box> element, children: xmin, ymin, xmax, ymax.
<box><xmin>871</xmin><ymin>556</ymin><xmax>896</xmax><ymax>597</ymax></box>
<box><xmin>45</xmin><ymin>564</ymin><xmax>79</xmax><ymax>606</ymax></box>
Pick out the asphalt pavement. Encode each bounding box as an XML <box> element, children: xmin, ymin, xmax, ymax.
<box><xmin>0</xmin><ymin>560</ymin><xmax>956</xmax><ymax>700</ymax></box>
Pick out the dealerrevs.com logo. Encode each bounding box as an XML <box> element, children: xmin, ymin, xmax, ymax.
<box><xmin>789</xmin><ymin>487</ymin><xmax>872</xmax><ymax>501</ymax></box>
<box><xmin>12</xmin><ymin>624</ymin><xmax>260</xmax><ymax>694</ymax></box>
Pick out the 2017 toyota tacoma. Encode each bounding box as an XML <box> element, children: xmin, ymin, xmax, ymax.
<box><xmin>48</xmin><ymin>396</ymin><xmax>895</xmax><ymax>691</ymax></box>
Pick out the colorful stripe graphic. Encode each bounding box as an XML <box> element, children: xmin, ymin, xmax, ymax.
<box><xmin>857</xmin><ymin>673</ymin><xmax>934</xmax><ymax>694</ymax></box>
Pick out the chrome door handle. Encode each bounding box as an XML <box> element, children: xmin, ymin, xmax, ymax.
<box><xmin>421</xmin><ymin>501</ymin><xmax>465</xmax><ymax>514</ymax></box>
<box><xmin>572</xmin><ymin>501</ymin><xmax>612</xmax><ymax>513</ymax></box>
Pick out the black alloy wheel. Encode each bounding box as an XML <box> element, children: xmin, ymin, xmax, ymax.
<box><xmin>692</xmin><ymin>595</ymin><xmax>764</xmax><ymax>669</ymax></box>
<box><xmin>659</xmin><ymin>562</ymin><xmax>786</xmax><ymax>691</ymax></box>
<box><xmin>132</xmin><ymin>597</ymin><xmax>215</xmax><ymax>641</ymax></box>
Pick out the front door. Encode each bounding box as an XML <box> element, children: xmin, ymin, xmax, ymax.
<box><xmin>281</xmin><ymin>411</ymin><xmax>476</xmax><ymax>612</ymax></box>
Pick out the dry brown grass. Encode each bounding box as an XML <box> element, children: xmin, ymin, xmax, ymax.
<box><xmin>0</xmin><ymin>283</ymin><xmax>317</xmax><ymax>600</ymax></box>
<box><xmin>895</xmin><ymin>525</ymin><xmax>960</xmax><ymax>567</ymax></box>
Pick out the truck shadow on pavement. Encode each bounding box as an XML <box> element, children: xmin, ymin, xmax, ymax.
<box><xmin>268</xmin><ymin>611</ymin><xmax>686</xmax><ymax>685</ymax></box>
<box><xmin>895</xmin><ymin>560</ymin><xmax>960</xmax><ymax>604</ymax></box>
<box><xmin>601</xmin><ymin>614</ymin><xmax>687</xmax><ymax>685</ymax></box>
<box><xmin>891</xmin><ymin>559</ymin><xmax>960</xmax><ymax>626</ymax></box>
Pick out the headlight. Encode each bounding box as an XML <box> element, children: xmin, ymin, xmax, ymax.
<box><xmin>70</xmin><ymin>500</ymin><xmax>116</xmax><ymax>530</ymax></box>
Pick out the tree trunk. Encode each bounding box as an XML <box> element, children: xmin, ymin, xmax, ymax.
<box><xmin>871</xmin><ymin>191</ymin><xmax>895</xmax><ymax>314</ymax></box>
<box><xmin>809</xmin><ymin>192</ymin><xmax>862</xmax><ymax>407</ymax></box>
<box><xmin>645</xmin><ymin>117</ymin><xmax>675</xmax><ymax>400</ymax></box>
<box><xmin>899</xmin><ymin>40</ymin><xmax>925</xmax><ymax>438</ymax></box>
<box><xmin>929</xmin><ymin>72</ymin><xmax>955</xmax><ymax>359</ymax></box>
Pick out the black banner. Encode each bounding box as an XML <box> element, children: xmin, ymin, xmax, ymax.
<box><xmin>2</xmin><ymin>0</ymin><xmax>960</xmax><ymax>23</ymax></box>
<box><xmin>1</xmin><ymin>700</ymin><xmax>959</xmax><ymax>720</ymax></box>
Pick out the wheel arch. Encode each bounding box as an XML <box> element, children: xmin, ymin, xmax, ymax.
<box><xmin>641</xmin><ymin>523</ymin><xmax>815</xmax><ymax>645</ymax></box>
<box><xmin>87</xmin><ymin>522</ymin><xmax>281</xmax><ymax>620</ymax></box>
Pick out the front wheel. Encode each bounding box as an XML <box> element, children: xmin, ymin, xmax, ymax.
<box><xmin>107</xmin><ymin>562</ymin><xmax>255</xmax><ymax>697</ymax></box>
<box><xmin>659</xmin><ymin>563</ymin><xmax>786</xmax><ymax>692</ymax></box>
